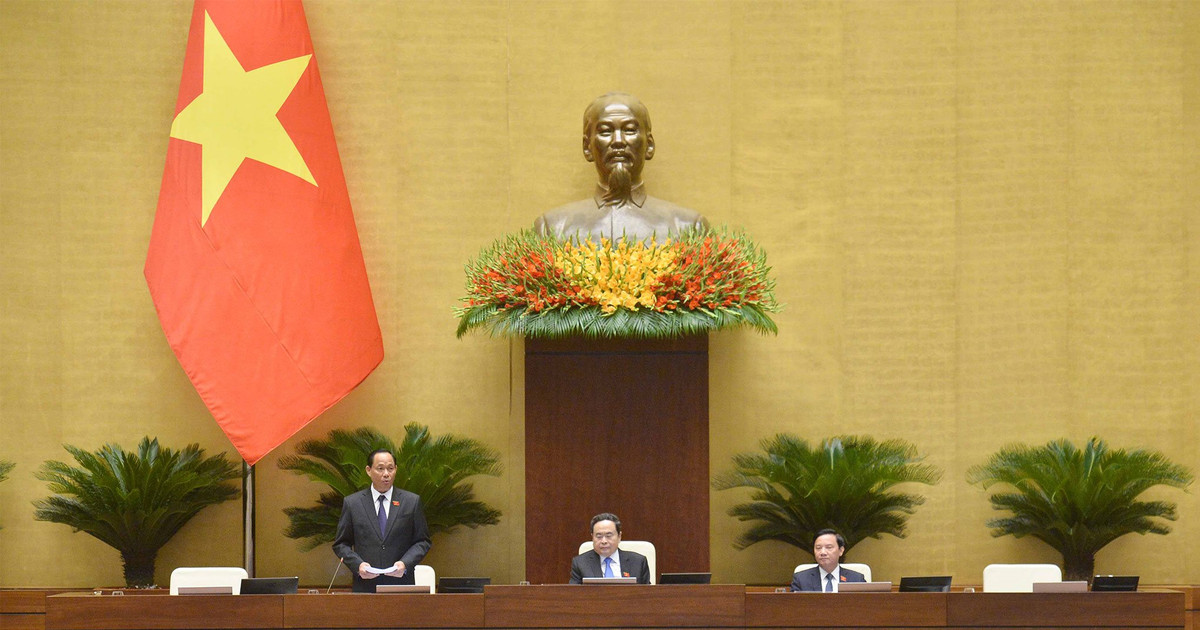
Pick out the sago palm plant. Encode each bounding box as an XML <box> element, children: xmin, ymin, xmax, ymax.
<box><xmin>279</xmin><ymin>424</ymin><xmax>502</xmax><ymax>550</ymax></box>
<box><xmin>33</xmin><ymin>437</ymin><xmax>240</xmax><ymax>587</ymax></box>
<box><xmin>713</xmin><ymin>434</ymin><xmax>942</xmax><ymax>555</ymax></box>
<box><xmin>967</xmin><ymin>437</ymin><xmax>1192</xmax><ymax>581</ymax></box>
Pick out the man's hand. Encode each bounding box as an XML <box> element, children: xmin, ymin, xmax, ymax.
<box><xmin>358</xmin><ymin>562</ymin><xmax>378</xmax><ymax>580</ymax></box>
<box><xmin>386</xmin><ymin>561</ymin><xmax>406</xmax><ymax>578</ymax></box>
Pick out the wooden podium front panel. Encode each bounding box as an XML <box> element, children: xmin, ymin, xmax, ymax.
<box><xmin>46</xmin><ymin>593</ymin><xmax>282</xmax><ymax>629</ymax></box>
<box><xmin>524</xmin><ymin>337</ymin><xmax>709</xmax><ymax>585</ymax></box>
<box><xmin>945</xmin><ymin>591</ymin><xmax>1185</xmax><ymax>628</ymax></box>
<box><xmin>746</xmin><ymin>592</ymin><xmax>948</xmax><ymax>627</ymax></box>
<box><xmin>283</xmin><ymin>593</ymin><xmax>484</xmax><ymax>628</ymax></box>
<box><xmin>484</xmin><ymin>584</ymin><xmax>742</xmax><ymax>628</ymax></box>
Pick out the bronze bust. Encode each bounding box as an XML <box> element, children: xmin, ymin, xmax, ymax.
<box><xmin>534</xmin><ymin>93</ymin><xmax>709</xmax><ymax>242</ymax></box>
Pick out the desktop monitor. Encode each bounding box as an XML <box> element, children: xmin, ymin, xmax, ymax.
<box><xmin>1091</xmin><ymin>576</ymin><xmax>1138</xmax><ymax>592</ymax></box>
<box><xmin>239</xmin><ymin>577</ymin><xmax>299</xmax><ymax>595</ymax></box>
<box><xmin>438</xmin><ymin>577</ymin><xmax>491</xmax><ymax>593</ymax></box>
<box><xmin>898</xmin><ymin>576</ymin><xmax>953</xmax><ymax>592</ymax></box>
<box><xmin>659</xmin><ymin>573</ymin><xmax>712</xmax><ymax>585</ymax></box>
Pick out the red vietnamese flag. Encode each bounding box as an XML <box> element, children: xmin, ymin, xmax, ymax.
<box><xmin>145</xmin><ymin>0</ymin><xmax>382</xmax><ymax>465</ymax></box>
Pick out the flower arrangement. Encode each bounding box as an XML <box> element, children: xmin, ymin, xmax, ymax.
<box><xmin>456</xmin><ymin>228</ymin><xmax>780</xmax><ymax>339</ymax></box>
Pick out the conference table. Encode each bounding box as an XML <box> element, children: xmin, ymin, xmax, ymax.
<box><xmin>42</xmin><ymin>585</ymin><xmax>1186</xmax><ymax>630</ymax></box>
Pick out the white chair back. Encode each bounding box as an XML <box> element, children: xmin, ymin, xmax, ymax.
<box><xmin>793</xmin><ymin>562</ymin><xmax>873</xmax><ymax>582</ymax></box>
<box><xmin>982</xmin><ymin>563</ymin><xmax>1062</xmax><ymax>592</ymax></box>
<box><xmin>577</xmin><ymin>540</ymin><xmax>657</xmax><ymax>584</ymax></box>
<box><xmin>169</xmin><ymin>566</ymin><xmax>249</xmax><ymax>595</ymax></box>
<box><xmin>414</xmin><ymin>564</ymin><xmax>436</xmax><ymax>593</ymax></box>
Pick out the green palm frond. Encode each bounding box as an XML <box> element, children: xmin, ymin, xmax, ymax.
<box><xmin>713</xmin><ymin>435</ymin><xmax>941</xmax><ymax>555</ymax></box>
<box><xmin>967</xmin><ymin>437</ymin><xmax>1192</xmax><ymax>581</ymax></box>
<box><xmin>33</xmin><ymin>437</ymin><xmax>240</xmax><ymax>587</ymax></box>
<box><xmin>279</xmin><ymin>424</ymin><xmax>503</xmax><ymax>551</ymax></box>
<box><xmin>460</xmin><ymin>303</ymin><xmax>780</xmax><ymax>339</ymax></box>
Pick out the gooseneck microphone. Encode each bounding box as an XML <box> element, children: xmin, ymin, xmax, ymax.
<box><xmin>327</xmin><ymin>558</ymin><xmax>345</xmax><ymax>594</ymax></box>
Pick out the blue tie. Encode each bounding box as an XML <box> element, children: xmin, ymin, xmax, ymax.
<box><xmin>377</xmin><ymin>495</ymin><xmax>387</xmax><ymax>537</ymax></box>
<box><xmin>603</xmin><ymin>557</ymin><xmax>614</xmax><ymax>578</ymax></box>
<box><xmin>825</xmin><ymin>573</ymin><xmax>833</xmax><ymax>592</ymax></box>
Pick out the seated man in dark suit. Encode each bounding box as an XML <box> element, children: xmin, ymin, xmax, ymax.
<box><xmin>569</xmin><ymin>512</ymin><xmax>651</xmax><ymax>584</ymax></box>
<box><xmin>790</xmin><ymin>528</ymin><xmax>866</xmax><ymax>592</ymax></box>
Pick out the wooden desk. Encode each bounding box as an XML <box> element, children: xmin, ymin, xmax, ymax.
<box><xmin>2</xmin><ymin>590</ymin><xmax>53</xmax><ymax>630</ymax></box>
<box><xmin>484</xmin><ymin>584</ymin><xmax>743</xmax><ymax>628</ymax></box>
<box><xmin>747</xmin><ymin>591</ymin><xmax>947</xmax><ymax>627</ymax></box>
<box><xmin>46</xmin><ymin>592</ymin><xmax>281</xmax><ymax>629</ymax></box>
<box><xmin>39</xmin><ymin>587</ymin><xmax>1187</xmax><ymax>630</ymax></box>
<box><xmin>947</xmin><ymin>590</ymin><xmax>1185</xmax><ymax>628</ymax></box>
<box><xmin>284</xmin><ymin>593</ymin><xmax>484</xmax><ymax>628</ymax></box>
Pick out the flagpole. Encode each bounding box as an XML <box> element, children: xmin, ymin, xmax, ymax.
<box><xmin>243</xmin><ymin>462</ymin><xmax>255</xmax><ymax>577</ymax></box>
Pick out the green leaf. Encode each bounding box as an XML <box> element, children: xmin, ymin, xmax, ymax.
<box><xmin>713</xmin><ymin>434</ymin><xmax>941</xmax><ymax>555</ymax></box>
<box><xmin>279</xmin><ymin>424</ymin><xmax>503</xmax><ymax>550</ymax></box>
<box><xmin>33</xmin><ymin>437</ymin><xmax>240</xmax><ymax>587</ymax></box>
<box><xmin>967</xmin><ymin>437</ymin><xmax>1193</xmax><ymax>579</ymax></box>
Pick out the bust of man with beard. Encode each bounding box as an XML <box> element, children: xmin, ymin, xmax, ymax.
<box><xmin>534</xmin><ymin>93</ymin><xmax>709</xmax><ymax>242</ymax></box>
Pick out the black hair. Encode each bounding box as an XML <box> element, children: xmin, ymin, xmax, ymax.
<box><xmin>813</xmin><ymin>528</ymin><xmax>846</xmax><ymax>549</ymax></box>
<box><xmin>590</xmin><ymin>512</ymin><xmax>622</xmax><ymax>535</ymax></box>
<box><xmin>366</xmin><ymin>448</ymin><xmax>394</xmax><ymax>468</ymax></box>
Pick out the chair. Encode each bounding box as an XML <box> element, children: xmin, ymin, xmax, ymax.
<box><xmin>169</xmin><ymin>566</ymin><xmax>249</xmax><ymax>595</ymax></box>
<box><xmin>793</xmin><ymin>562</ymin><xmax>873</xmax><ymax>583</ymax></box>
<box><xmin>982</xmin><ymin>563</ymin><xmax>1062</xmax><ymax>592</ymax></box>
<box><xmin>414</xmin><ymin>564</ymin><xmax>436</xmax><ymax>593</ymax></box>
<box><xmin>578</xmin><ymin>540</ymin><xmax>657</xmax><ymax>584</ymax></box>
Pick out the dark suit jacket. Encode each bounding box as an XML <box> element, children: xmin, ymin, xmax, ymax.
<box><xmin>569</xmin><ymin>549</ymin><xmax>651</xmax><ymax>585</ymax></box>
<box><xmin>790</xmin><ymin>565</ymin><xmax>866</xmax><ymax>592</ymax></box>
<box><xmin>332</xmin><ymin>487</ymin><xmax>432</xmax><ymax>593</ymax></box>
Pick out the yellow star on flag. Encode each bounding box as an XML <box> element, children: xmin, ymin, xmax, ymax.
<box><xmin>170</xmin><ymin>11</ymin><xmax>316</xmax><ymax>226</ymax></box>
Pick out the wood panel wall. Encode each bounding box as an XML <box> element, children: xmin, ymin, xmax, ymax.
<box><xmin>524</xmin><ymin>337</ymin><xmax>709</xmax><ymax>585</ymax></box>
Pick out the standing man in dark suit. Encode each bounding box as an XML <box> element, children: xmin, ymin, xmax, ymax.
<box><xmin>333</xmin><ymin>448</ymin><xmax>432</xmax><ymax>593</ymax></box>
<box><xmin>569</xmin><ymin>513</ymin><xmax>651</xmax><ymax>584</ymax></box>
<box><xmin>790</xmin><ymin>529</ymin><xmax>866</xmax><ymax>592</ymax></box>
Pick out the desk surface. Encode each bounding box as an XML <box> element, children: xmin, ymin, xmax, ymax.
<box><xmin>42</xmin><ymin>587</ymin><xmax>1187</xmax><ymax>630</ymax></box>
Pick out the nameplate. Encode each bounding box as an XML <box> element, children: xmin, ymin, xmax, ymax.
<box><xmin>376</xmin><ymin>585</ymin><xmax>432</xmax><ymax>594</ymax></box>
<box><xmin>177</xmin><ymin>586</ymin><xmax>233</xmax><ymax>595</ymax></box>
<box><xmin>1032</xmin><ymin>581</ymin><xmax>1088</xmax><ymax>593</ymax></box>
<box><xmin>838</xmin><ymin>581</ymin><xmax>892</xmax><ymax>593</ymax></box>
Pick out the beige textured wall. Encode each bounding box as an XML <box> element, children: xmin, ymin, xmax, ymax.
<box><xmin>1</xmin><ymin>0</ymin><xmax>1196</xmax><ymax>588</ymax></box>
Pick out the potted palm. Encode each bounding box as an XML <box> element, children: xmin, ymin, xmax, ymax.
<box><xmin>33</xmin><ymin>437</ymin><xmax>240</xmax><ymax>587</ymax></box>
<box><xmin>968</xmin><ymin>437</ymin><xmax>1193</xmax><ymax>581</ymax></box>
<box><xmin>713</xmin><ymin>434</ymin><xmax>941</xmax><ymax>554</ymax></box>
<box><xmin>279</xmin><ymin>424</ymin><xmax>502</xmax><ymax>549</ymax></box>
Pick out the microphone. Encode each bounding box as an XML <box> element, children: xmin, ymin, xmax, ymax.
<box><xmin>327</xmin><ymin>558</ymin><xmax>345</xmax><ymax>594</ymax></box>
